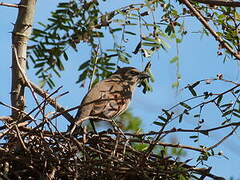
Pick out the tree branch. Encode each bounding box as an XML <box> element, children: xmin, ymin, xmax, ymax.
<box><xmin>180</xmin><ymin>0</ymin><xmax>240</xmax><ymax>60</ymax></box>
<box><xmin>193</xmin><ymin>0</ymin><xmax>240</xmax><ymax>7</ymax></box>
<box><xmin>206</xmin><ymin>126</ymin><xmax>239</xmax><ymax>151</ymax></box>
<box><xmin>13</xmin><ymin>46</ymin><xmax>44</xmax><ymax>118</ymax></box>
<box><xmin>0</xmin><ymin>116</ymin><xmax>13</xmax><ymax>123</ymax></box>
<box><xmin>129</xmin><ymin>139</ymin><xmax>207</xmax><ymax>152</ymax></box>
<box><xmin>0</xmin><ymin>2</ymin><xmax>26</xmax><ymax>8</ymax></box>
<box><xmin>11</xmin><ymin>0</ymin><xmax>36</xmax><ymax>120</ymax></box>
<box><xmin>28</xmin><ymin>81</ymin><xmax>75</xmax><ymax>124</ymax></box>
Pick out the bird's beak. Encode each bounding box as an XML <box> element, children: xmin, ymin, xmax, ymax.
<box><xmin>139</xmin><ymin>72</ymin><xmax>150</xmax><ymax>79</ymax></box>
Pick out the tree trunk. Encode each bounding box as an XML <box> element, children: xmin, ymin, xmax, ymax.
<box><xmin>11</xmin><ymin>0</ymin><xmax>36</xmax><ymax>120</ymax></box>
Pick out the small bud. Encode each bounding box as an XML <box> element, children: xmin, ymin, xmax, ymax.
<box><xmin>218</xmin><ymin>151</ymin><xmax>224</xmax><ymax>156</ymax></box>
<box><xmin>217</xmin><ymin>73</ymin><xmax>223</xmax><ymax>80</ymax></box>
<box><xmin>217</xmin><ymin>51</ymin><xmax>223</xmax><ymax>56</ymax></box>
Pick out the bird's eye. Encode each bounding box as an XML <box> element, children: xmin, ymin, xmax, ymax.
<box><xmin>129</xmin><ymin>71</ymin><xmax>139</xmax><ymax>76</ymax></box>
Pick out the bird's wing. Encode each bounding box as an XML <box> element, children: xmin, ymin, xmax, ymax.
<box><xmin>91</xmin><ymin>81</ymin><xmax>131</xmax><ymax>118</ymax></box>
<box><xmin>76</xmin><ymin>79</ymin><xmax>132</xmax><ymax>122</ymax></box>
<box><xmin>75</xmin><ymin>80</ymin><xmax>111</xmax><ymax>121</ymax></box>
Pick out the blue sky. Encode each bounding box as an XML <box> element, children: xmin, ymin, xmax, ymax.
<box><xmin>1</xmin><ymin>1</ymin><xmax>240</xmax><ymax>179</ymax></box>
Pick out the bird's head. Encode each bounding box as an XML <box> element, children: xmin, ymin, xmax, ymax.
<box><xmin>111</xmin><ymin>67</ymin><xmax>150</xmax><ymax>85</ymax></box>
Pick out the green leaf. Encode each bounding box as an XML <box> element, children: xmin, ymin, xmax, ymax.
<box><xmin>162</xmin><ymin>109</ymin><xmax>172</xmax><ymax>120</ymax></box>
<box><xmin>170</xmin><ymin>56</ymin><xmax>179</xmax><ymax>63</ymax></box>
<box><xmin>76</xmin><ymin>69</ymin><xmax>88</xmax><ymax>83</ymax></box>
<box><xmin>234</xmin><ymin>89</ymin><xmax>240</xmax><ymax>94</ymax></box>
<box><xmin>188</xmin><ymin>86</ymin><xmax>197</xmax><ymax>96</ymax></box>
<box><xmin>141</xmin><ymin>48</ymin><xmax>152</xmax><ymax>58</ymax></box>
<box><xmin>176</xmin><ymin>38</ymin><xmax>182</xmax><ymax>43</ymax></box>
<box><xmin>172</xmin><ymin>81</ymin><xmax>179</xmax><ymax>88</ymax></box>
<box><xmin>194</xmin><ymin>114</ymin><xmax>200</xmax><ymax>118</ymax></box>
<box><xmin>191</xmin><ymin>81</ymin><xmax>200</xmax><ymax>88</ymax></box>
<box><xmin>111</xmin><ymin>28</ymin><xmax>122</xmax><ymax>32</ymax></box>
<box><xmin>189</xmin><ymin>135</ymin><xmax>198</xmax><ymax>139</ymax></box>
<box><xmin>133</xmin><ymin>42</ymin><xmax>141</xmax><ymax>54</ymax></box>
<box><xmin>200</xmin><ymin>131</ymin><xmax>209</xmax><ymax>136</ymax></box>
<box><xmin>142</xmin><ymin>36</ymin><xmax>159</xmax><ymax>42</ymax></box>
<box><xmin>38</xmin><ymin>22</ymin><xmax>47</xmax><ymax>28</ymax></box>
<box><xmin>203</xmin><ymin>92</ymin><xmax>209</xmax><ymax>99</ymax></box>
<box><xmin>106</xmin><ymin>49</ymin><xmax>118</xmax><ymax>52</ymax></box>
<box><xmin>133</xmin><ymin>144</ymin><xmax>149</xmax><ymax>151</ymax></box>
<box><xmin>47</xmin><ymin>77</ymin><xmax>55</xmax><ymax>88</ymax></box>
<box><xmin>142</xmin><ymin>42</ymin><xmax>160</xmax><ymax>47</ymax></box>
<box><xmin>125</xmin><ymin>31</ymin><xmax>136</xmax><ymax>36</ymax></box>
<box><xmin>153</xmin><ymin>121</ymin><xmax>165</xmax><ymax>126</ymax></box>
<box><xmin>53</xmin><ymin>68</ymin><xmax>61</xmax><ymax>77</ymax></box>
<box><xmin>63</xmin><ymin>51</ymin><xmax>68</xmax><ymax>61</ymax></box>
<box><xmin>216</xmin><ymin>94</ymin><xmax>223</xmax><ymax>106</ymax></box>
<box><xmin>160</xmin><ymin>39</ymin><xmax>171</xmax><ymax>49</ymax></box>
<box><xmin>39</xmin><ymin>79</ymin><xmax>46</xmax><ymax>88</ymax></box>
<box><xmin>158</xmin><ymin>115</ymin><xmax>168</xmax><ymax>122</ymax></box>
<box><xmin>118</xmin><ymin>55</ymin><xmax>130</xmax><ymax>63</ymax></box>
<box><xmin>233</xmin><ymin>108</ymin><xmax>240</xmax><ymax>113</ymax></box>
<box><xmin>34</xmin><ymin>62</ymin><xmax>45</xmax><ymax>68</ymax></box>
<box><xmin>179</xmin><ymin>102</ymin><xmax>191</xmax><ymax>110</ymax></box>
<box><xmin>232</xmin><ymin>112</ymin><xmax>240</xmax><ymax>118</ymax></box>
<box><xmin>78</xmin><ymin>60</ymin><xmax>90</xmax><ymax>70</ymax></box>
<box><xmin>220</xmin><ymin>103</ymin><xmax>232</xmax><ymax>108</ymax></box>
<box><xmin>179</xmin><ymin>114</ymin><xmax>183</xmax><ymax>123</ymax></box>
<box><xmin>194</xmin><ymin>125</ymin><xmax>201</xmax><ymax>130</ymax></box>
<box><xmin>222</xmin><ymin>110</ymin><xmax>232</xmax><ymax>117</ymax></box>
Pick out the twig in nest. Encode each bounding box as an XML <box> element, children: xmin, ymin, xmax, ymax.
<box><xmin>29</xmin><ymin>81</ymin><xmax>75</xmax><ymax>123</ymax></box>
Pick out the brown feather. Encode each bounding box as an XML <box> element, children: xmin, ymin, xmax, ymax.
<box><xmin>72</xmin><ymin>67</ymin><xmax>149</xmax><ymax>133</ymax></box>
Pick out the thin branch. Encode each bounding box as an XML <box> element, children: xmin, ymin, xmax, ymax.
<box><xmin>166</xmin><ymin>83</ymin><xmax>240</xmax><ymax>123</ymax></box>
<box><xmin>24</xmin><ymin>86</ymin><xmax>64</xmax><ymax>119</ymax></box>
<box><xmin>88</xmin><ymin>46</ymin><xmax>100</xmax><ymax>90</ymax></box>
<box><xmin>0</xmin><ymin>116</ymin><xmax>13</xmax><ymax>123</ymax></box>
<box><xmin>206</xmin><ymin>126</ymin><xmax>239</xmax><ymax>151</ymax></box>
<box><xmin>142</xmin><ymin>119</ymin><xmax>168</xmax><ymax>163</ymax></box>
<box><xmin>192</xmin><ymin>167</ymin><xmax>225</xmax><ymax>179</ymax></box>
<box><xmin>180</xmin><ymin>0</ymin><xmax>240</xmax><ymax>60</ymax></box>
<box><xmin>0</xmin><ymin>2</ymin><xmax>25</xmax><ymax>8</ymax></box>
<box><xmin>14</xmin><ymin>124</ymin><xmax>28</xmax><ymax>151</ymax></box>
<box><xmin>69</xmin><ymin>116</ymin><xmax>113</xmax><ymax>135</ymax></box>
<box><xmin>193</xmin><ymin>0</ymin><xmax>240</xmax><ymax>7</ymax></box>
<box><xmin>106</xmin><ymin>120</ymin><xmax>240</xmax><ymax>137</ymax></box>
<box><xmin>13</xmin><ymin>46</ymin><xmax>44</xmax><ymax>117</ymax></box>
<box><xmin>129</xmin><ymin>139</ymin><xmax>207</xmax><ymax>152</ymax></box>
<box><xmin>0</xmin><ymin>101</ymin><xmax>34</xmax><ymax>121</ymax></box>
<box><xmin>28</xmin><ymin>81</ymin><xmax>75</xmax><ymax>124</ymax></box>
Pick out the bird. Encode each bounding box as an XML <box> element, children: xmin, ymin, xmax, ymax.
<box><xmin>70</xmin><ymin>67</ymin><xmax>150</xmax><ymax>134</ymax></box>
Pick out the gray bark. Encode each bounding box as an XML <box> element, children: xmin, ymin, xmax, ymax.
<box><xmin>11</xmin><ymin>0</ymin><xmax>36</xmax><ymax>119</ymax></box>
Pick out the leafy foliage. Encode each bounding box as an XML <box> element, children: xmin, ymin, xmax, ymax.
<box><xmin>118</xmin><ymin>109</ymin><xmax>142</xmax><ymax>132</ymax></box>
<box><xmin>29</xmin><ymin>0</ymin><xmax>187</xmax><ymax>88</ymax></box>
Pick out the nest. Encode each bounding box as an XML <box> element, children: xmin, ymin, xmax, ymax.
<box><xmin>0</xmin><ymin>123</ymin><xmax>224</xmax><ymax>180</ymax></box>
